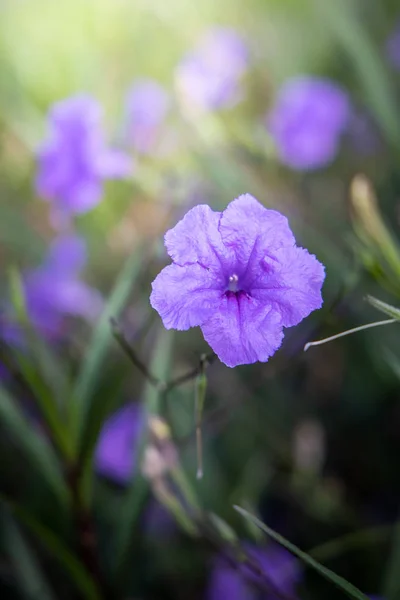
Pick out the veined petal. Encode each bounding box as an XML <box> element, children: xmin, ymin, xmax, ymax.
<box><xmin>251</xmin><ymin>246</ymin><xmax>325</xmax><ymax>327</ymax></box>
<box><xmin>218</xmin><ymin>194</ymin><xmax>295</xmax><ymax>276</ymax></box>
<box><xmin>201</xmin><ymin>293</ymin><xmax>283</xmax><ymax>367</ymax></box>
<box><xmin>164</xmin><ymin>205</ymin><xmax>233</xmax><ymax>273</ymax></box>
<box><xmin>150</xmin><ymin>263</ymin><xmax>223</xmax><ymax>330</ymax></box>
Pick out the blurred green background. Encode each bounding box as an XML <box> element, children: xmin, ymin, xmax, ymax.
<box><xmin>2</xmin><ymin>0</ymin><xmax>400</xmax><ymax>599</ymax></box>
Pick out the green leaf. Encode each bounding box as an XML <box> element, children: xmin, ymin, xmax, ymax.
<box><xmin>8</xmin><ymin>268</ymin><xmax>72</xmax><ymax>459</ymax></box>
<box><xmin>10</xmin><ymin>350</ymin><xmax>72</xmax><ymax>459</ymax></box>
<box><xmin>315</xmin><ymin>0</ymin><xmax>400</xmax><ymax>147</ymax></box>
<box><xmin>0</xmin><ymin>384</ymin><xmax>67</xmax><ymax>506</ymax></box>
<box><xmin>1</xmin><ymin>508</ymin><xmax>56</xmax><ymax>600</ymax></box>
<box><xmin>112</xmin><ymin>327</ymin><xmax>174</xmax><ymax>581</ymax></box>
<box><xmin>5</xmin><ymin>500</ymin><xmax>100</xmax><ymax>600</ymax></box>
<box><xmin>367</xmin><ymin>295</ymin><xmax>400</xmax><ymax>322</ymax></box>
<box><xmin>72</xmin><ymin>248</ymin><xmax>147</xmax><ymax>455</ymax></box>
<box><xmin>233</xmin><ymin>505</ymin><xmax>369</xmax><ymax>600</ymax></box>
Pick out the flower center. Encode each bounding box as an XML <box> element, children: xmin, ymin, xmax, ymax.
<box><xmin>228</xmin><ymin>273</ymin><xmax>239</xmax><ymax>292</ymax></box>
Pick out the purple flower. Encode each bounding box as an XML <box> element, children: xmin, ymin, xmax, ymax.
<box><xmin>125</xmin><ymin>79</ymin><xmax>170</xmax><ymax>154</ymax></box>
<box><xmin>386</xmin><ymin>21</ymin><xmax>400</xmax><ymax>70</ymax></box>
<box><xmin>24</xmin><ymin>234</ymin><xmax>103</xmax><ymax>338</ymax></box>
<box><xmin>36</xmin><ymin>95</ymin><xmax>131</xmax><ymax>216</ymax></box>
<box><xmin>175</xmin><ymin>27</ymin><xmax>248</xmax><ymax>112</ymax></box>
<box><xmin>95</xmin><ymin>403</ymin><xmax>143</xmax><ymax>483</ymax></box>
<box><xmin>150</xmin><ymin>194</ymin><xmax>325</xmax><ymax>368</ymax></box>
<box><xmin>207</xmin><ymin>544</ymin><xmax>301</xmax><ymax>600</ymax></box>
<box><xmin>267</xmin><ymin>77</ymin><xmax>350</xmax><ymax>170</ymax></box>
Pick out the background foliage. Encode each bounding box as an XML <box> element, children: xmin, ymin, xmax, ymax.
<box><xmin>1</xmin><ymin>0</ymin><xmax>400</xmax><ymax>598</ymax></box>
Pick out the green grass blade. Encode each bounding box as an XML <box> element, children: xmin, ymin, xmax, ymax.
<box><xmin>5</xmin><ymin>500</ymin><xmax>100</xmax><ymax>600</ymax></box>
<box><xmin>367</xmin><ymin>295</ymin><xmax>400</xmax><ymax>321</ymax></box>
<box><xmin>8</xmin><ymin>268</ymin><xmax>73</xmax><ymax>459</ymax></box>
<box><xmin>2</xmin><ymin>509</ymin><xmax>56</xmax><ymax>600</ymax></box>
<box><xmin>9</xmin><ymin>351</ymin><xmax>72</xmax><ymax>458</ymax></box>
<box><xmin>234</xmin><ymin>505</ymin><xmax>369</xmax><ymax>600</ymax></box>
<box><xmin>315</xmin><ymin>0</ymin><xmax>400</xmax><ymax>147</ymax></box>
<box><xmin>0</xmin><ymin>384</ymin><xmax>67</xmax><ymax>506</ymax></box>
<box><xmin>72</xmin><ymin>248</ymin><xmax>147</xmax><ymax>453</ymax></box>
<box><xmin>112</xmin><ymin>327</ymin><xmax>174</xmax><ymax>581</ymax></box>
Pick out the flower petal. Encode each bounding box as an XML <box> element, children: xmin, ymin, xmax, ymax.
<box><xmin>251</xmin><ymin>246</ymin><xmax>325</xmax><ymax>327</ymax></box>
<box><xmin>201</xmin><ymin>293</ymin><xmax>283</xmax><ymax>367</ymax></box>
<box><xmin>207</xmin><ymin>559</ymin><xmax>249</xmax><ymax>600</ymax></box>
<box><xmin>218</xmin><ymin>194</ymin><xmax>295</xmax><ymax>277</ymax></box>
<box><xmin>150</xmin><ymin>263</ymin><xmax>223</xmax><ymax>330</ymax></box>
<box><xmin>96</xmin><ymin>150</ymin><xmax>132</xmax><ymax>178</ymax></box>
<box><xmin>95</xmin><ymin>404</ymin><xmax>143</xmax><ymax>484</ymax></box>
<box><xmin>164</xmin><ymin>204</ymin><xmax>233</xmax><ymax>273</ymax></box>
<box><xmin>64</xmin><ymin>178</ymin><xmax>103</xmax><ymax>214</ymax></box>
<box><xmin>45</xmin><ymin>235</ymin><xmax>87</xmax><ymax>274</ymax></box>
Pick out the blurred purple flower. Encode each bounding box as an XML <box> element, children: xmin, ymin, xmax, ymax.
<box><xmin>150</xmin><ymin>194</ymin><xmax>325</xmax><ymax>368</ymax></box>
<box><xmin>95</xmin><ymin>403</ymin><xmax>143</xmax><ymax>483</ymax></box>
<box><xmin>175</xmin><ymin>27</ymin><xmax>248</xmax><ymax>112</ymax></box>
<box><xmin>95</xmin><ymin>403</ymin><xmax>176</xmax><ymax>538</ymax></box>
<box><xmin>125</xmin><ymin>79</ymin><xmax>170</xmax><ymax>154</ymax></box>
<box><xmin>36</xmin><ymin>95</ymin><xmax>131</xmax><ymax>216</ymax></box>
<box><xmin>267</xmin><ymin>77</ymin><xmax>350</xmax><ymax>170</ymax></box>
<box><xmin>386</xmin><ymin>21</ymin><xmax>400</xmax><ymax>70</ymax></box>
<box><xmin>207</xmin><ymin>544</ymin><xmax>301</xmax><ymax>600</ymax></box>
<box><xmin>24</xmin><ymin>234</ymin><xmax>103</xmax><ymax>338</ymax></box>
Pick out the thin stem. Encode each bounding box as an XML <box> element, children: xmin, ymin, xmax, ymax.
<box><xmin>194</xmin><ymin>357</ymin><xmax>209</xmax><ymax>480</ymax></box>
<box><xmin>164</xmin><ymin>353</ymin><xmax>216</xmax><ymax>393</ymax></box>
<box><xmin>111</xmin><ymin>317</ymin><xmax>216</xmax><ymax>393</ymax></box>
<box><xmin>304</xmin><ymin>318</ymin><xmax>397</xmax><ymax>351</ymax></box>
<box><xmin>110</xmin><ymin>318</ymin><xmax>160</xmax><ymax>387</ymax></box>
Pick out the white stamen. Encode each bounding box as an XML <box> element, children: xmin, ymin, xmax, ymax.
<box><xmin>228</xmin><ymin>273</ymin><xmax>239</xmax><ymax>292</ymax></box>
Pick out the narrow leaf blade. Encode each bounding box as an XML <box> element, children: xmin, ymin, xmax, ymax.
<box><xmin>234</xmin><ymin>505</ymin><xmax>369</xmax><ymax>600</ymax></box>
<box><xmin>72</xmin><ymin>248</ymin><xmax>147</xmax><ymax>451</ymax></box>
<box><xmin>2</xmin><ymin>509</ymin><xmax>56</xmax><ymax>600</ymax></box>
<box><xmin>5</xmin><ymin>500</ymin><xmax>100</xmax><ymax>600</ymax></box>
<box><xmin>367</xmin><ymin>295</ymin><xmax>400</xmax><ymax>321</ymax></box>
<box><xmin>0</xmin><ymin>385</ymin><xmax>66</xmax><ymax>506</ymax></box>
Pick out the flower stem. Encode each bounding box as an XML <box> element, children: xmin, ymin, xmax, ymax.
<box><xmin>304</xmin><ymin>318</ymin><xmax>397</xmax><ymax>351</ymax></box>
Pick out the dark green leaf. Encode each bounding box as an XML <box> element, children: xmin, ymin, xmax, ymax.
<box><xmin>0</xmin><ymin>384</ymin><xmax>66</xmax><ymax>506</ymax></box>
<box><xmin>2</xmin><ymin>508</ymin><xmax>56</xmax><ymax>600</ymax></box>
<box><xmin>234</xmin><ymin>505</ymin><xmax>369</xmax><ymax>600</ymax></box>
<box><xmin>5</xmin><ymin>500</ymin><xmax>100</xmax><ymax>600</ymax></box>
